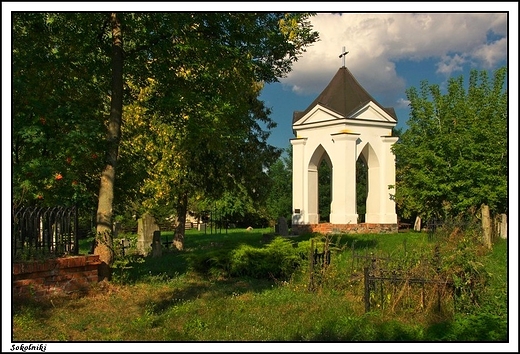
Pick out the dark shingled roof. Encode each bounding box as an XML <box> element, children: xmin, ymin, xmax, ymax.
<box><xmin>293</xmin><ymin>66</ymin><xmax>398</xmax><ymax>124</ymax></box>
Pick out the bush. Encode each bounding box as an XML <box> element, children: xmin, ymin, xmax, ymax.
<box><xmin>229</xmin><ymin>237</ymin><xmax>303</xmax><ymax>280</ymax></box>
<box><xmin>436</xmin><ymin>222</ymin><xmax>490</xmax><ymax>314</ymax></box>
<box><xmin>188</xmin><ymin>248</ymin><xmax>232</xmax><ymax>278</ymax></box>
<box><xmin>187</xmin><ymin>237</ymin><xmax>303</xmax><ymax>280</ymax></box>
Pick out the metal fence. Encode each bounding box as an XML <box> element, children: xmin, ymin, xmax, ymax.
<box><xmin>358</xmin><ymin>249</ymin><xmax>454</xmax><ymax>313</ymax></box>
<box><xmin>12</xmin><ymin>206</ymin><xmax>79</xmax><ymax>259</ymax></box>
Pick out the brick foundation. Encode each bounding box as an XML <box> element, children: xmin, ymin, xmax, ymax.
<box><xmin>12</xmin><ymin>255</ymin><xmax>102</xmax><ymax>298</ymax></box>
<box><xmin>292</xmin><ymin>223</ymin><xmax>398</xmax><ymax>235</ymax></box>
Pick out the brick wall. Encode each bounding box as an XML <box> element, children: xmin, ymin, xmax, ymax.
<box><xmin>292</xmin><ymin>223</ymin><xmax>398</xmax><ymax>235</ymax></box>
<box><xmin>12</xmin><ymin>255</ymin><xmax>101</xmax><ymax>298</ymax></box>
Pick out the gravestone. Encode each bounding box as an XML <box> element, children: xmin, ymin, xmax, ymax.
<box><xmin>498</xmin><ymin>214</ymin><xmax>507</xmax><ymax>239</ymax></box>
<box><xmin>137</xmin><ymin>213</ymin><xmax>160</xmax><ymax>256</ymax></box>
<box><xmin>120</xmin><ymin>238</ymin><xmax>131</xmax><ymax>256</ymax></box>
<box><xmin>276</xmin><ymin>216</ymin><xmax>288</xmax><ymax>236</ymax></box>
<box><xmin>113</xmin><ymin>221</ymin><xmax>121</xmax><ymax>239</ymax></box>
<box><xmin>151</xmin><ymin>230</ymin><xmax>162</xmax><ymax>258</ymax></box>
<box><xmin>413</xmin><ymin>216</ymin><xmax>421</xmax><ymax>231</ymax></box>
<box><xmin>481</xmin><ymin>204</ymin><xmax>492</xmax><ymax>249</ymax></box>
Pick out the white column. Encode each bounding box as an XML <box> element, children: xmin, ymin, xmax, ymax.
<box><xmin>330</xmin><ymin>133</ymin><xmax>359</xmax><ymax>224</ymax></box>
<box><xmin>307</xmin><ymin>167</ymin><xmax>319</xmax><ymax>224</ymax></box>
<box><xmin>291</xmin><ymin>138</ymin><xmax>307</xmax><ymax>225</ymax></box>
<box><xmin>365</xmin><ymin>163</ymin><xmax>381</xmax><ymax>223</ymax></box>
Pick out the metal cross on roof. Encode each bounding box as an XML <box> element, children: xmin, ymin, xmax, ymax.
<box><xmin>339</xmin><ymin>46</ymin><xmax>349</xmax><ymax>67</ymax></box>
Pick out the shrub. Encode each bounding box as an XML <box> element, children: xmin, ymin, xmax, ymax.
<box><xmin>436</xmin><ymin>222</ymin><xmax>490</xmax><ymax>314</ymax></box>
<box><xmin>229</xmin><ymin>237</ymin><xmax>303</xmax><ymax>279</ymax></box>
<box><xmin>188</xmin><ymin>248</ymin><xmax>232</xmax><ymax>278</ymax></box>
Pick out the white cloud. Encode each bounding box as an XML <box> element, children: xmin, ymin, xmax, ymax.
<box><xmin>471</xmin><ymin>37</ymin><xmax>508</xmax><ymax>69</ymax></box>
<box><xmin>282</xmin><ymin>12</ymin><xmax>508</xmax><ymax>104</ymax></box>
<box><xmin>436</xmin><ymin>54</ymin><xmax>466</xmax><ymax>76</ymax></box>
<box><xmin>395</xmin><ymin>98</ymin><xmax>411</xmax><ymax>109</ymax></box>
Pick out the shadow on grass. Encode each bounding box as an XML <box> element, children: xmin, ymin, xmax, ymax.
<box><xmin>424</xmin><ymin>313</ymin><xmax>508</xmax><ymax>342</ymax></box>
<box><xmin>138</xmin><ymin>276</ymin><xmax>276</xmax><ymax>318</ymax></box>
<box><xmin>288</xmin><ymin>314</ymin><xmax>507</xmax><ymax>342</ymax></box>
<box><xmin>114</xmin><ymin>230</ymin><xmax>382</xmax><ymax>285</ymax></box>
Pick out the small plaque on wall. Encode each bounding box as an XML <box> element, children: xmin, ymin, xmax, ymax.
<box><xmin>294</xmin><ymin>209</ymin><xmax>300</xmax><ymax>214</ymax></box>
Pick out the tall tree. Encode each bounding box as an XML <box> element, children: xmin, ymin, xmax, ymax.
<box><xmin>12</xmin><ymin>13</ymin><xmax>319</xmax><ymax>261</ymax></box>
<box><xmin>392</xmin><ymin>67</ymin><xmax>507</xmax><ymax>220</ymax></box>
<box><xmin>94</xmin><ymin>13</ymin><xmax>123</xmax><ymax>273</ymax></box>
<box><xmin>122</xmin><ymin>13</ymin><xmax>318</xmax><ymax>250</ymax></box>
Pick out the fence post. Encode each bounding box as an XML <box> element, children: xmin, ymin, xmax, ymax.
<box><xmin>308</xmin><ymin>239</ymin><xmax>314</xmax><ymax>292</ymax></box>
<box><xmin>74</xmin><ymin>205</ymin><xmax>79</xmax><ymax>255</ymax></box>
<box><xmin>364</xmin><ymin>266</ymin><xmax>370</xmax><ymax>313</ymax></box>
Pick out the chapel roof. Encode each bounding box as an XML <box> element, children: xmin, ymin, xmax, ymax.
<box><xmin>292</xmin><ymin>66</ymin><xmax>398</xmax><ymax>124</ymax></box>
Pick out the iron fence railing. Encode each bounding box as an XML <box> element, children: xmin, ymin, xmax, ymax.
<box><xmin>12</xmin><ymin>206</ymin><xmax>79</xmax><ymax>259</ymax></box>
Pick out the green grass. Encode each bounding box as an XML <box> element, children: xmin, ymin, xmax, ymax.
<box><xmin>13</xmin><ymin>227</ymin><xmax>509</xmax><ymax>344</ymax></box>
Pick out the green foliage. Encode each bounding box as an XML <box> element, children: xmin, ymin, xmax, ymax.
<box><xmin>190</xmin><ymin>236</ymin><xmax>303</xmax><ymax>280</ymax></box>
<box><xmin>434</xmin><ymin>220</ymin><xmax>491</xmax><ymax>314</ymax></box>
<box><xmin>229</xmin><ymin>237</ymin><xmax>303</xmax><ymax>279</ymax></box>
<box><xmin>393</xmin><ymin>67</ymin><xmax>507</xmax><ymax>219</ymax></box>
<box><xmin>356</xmin><ymin>159</ymin><xmax>368</xmax><ymax>221</ymax></box>
<box><xmin>13</xmin><ymin>247</ymin><xmax>55</xmax><ymax>263</ymax></box>
<box><xmin>318</xmin><ymin>160</ymin><xmax>331</xmax><ymax>222</ymax></box>
<box><xmin>118</xmin><ymin>13</ymin><xmax>319</xmax><ymax>223</ymax></box>
<box><xmin>12</xmin><ymin>13</ymin><xmax>108</xmax><ymax>210</ymax></box>
<box><xmin>189</xmin><ymin>248</ymin><xmax>233</xmax><ymax>279</ymax></box>
<box><xmin>12</xmin><ymin>13</ymin><xmax>319</xmax><ymax>245</ymax></box>
<box><xmin>264</xmin><ymin>148</ymin><xmax>293</xmax><ymax>224</ymax></box>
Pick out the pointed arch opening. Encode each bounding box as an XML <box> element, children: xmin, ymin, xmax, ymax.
<box><xmin>356</xmin><ymin>154</ymin><xmax>368</xmax><ymax>223</ymax></box>
<box><xmin>308</xmin><ymin>145</ymin><xmax>332</xmax><ymax>224</ymax></box>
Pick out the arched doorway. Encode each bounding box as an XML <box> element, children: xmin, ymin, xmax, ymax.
<box><xmin>319</xmin><ymin>160</ymin><xmax>332</xmax><ymax>223</ymax></box>
<box><xmin>307</xmin><ymin>145</ymin><xmax>332</xmax><ymax>224</ymax></box>
<box><xmin>357</xmin><ymin>142</ymin><xmax>380</xmax><ymax>223</ymax></box>
<box><xmin>356</xmin><ymin>158</ymin><xmax>368</xmax><ymax>223</ymax></box>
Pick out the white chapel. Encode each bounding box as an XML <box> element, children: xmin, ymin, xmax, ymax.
<box><xmin>291</xmin><ymin>64</ymin><xmax>399</xmax><ymax>232</ymax></box>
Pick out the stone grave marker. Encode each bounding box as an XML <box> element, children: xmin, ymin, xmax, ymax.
<box><xmin>120</xmin><ymin>238</ymin><xmax>131</xmax><ymax>256</ymax></box>
<box><xmin>277</xmin><ymin>216</ymin><xmax>288</xmax><ymax>236</ymax></box>
<box><xmin>498</xmin><ymin>214</ymin><xmax>507</xmax><ymax>239</ymax></box>
<box><xmin>113</xmin><ymin>221</ymin><xmax>121</xmax><ymax>239</ymax></box>
<box><xmin>137</xmin><ymin>213</ymin><xmax>159</xmax><ymax>256</ymax></box>
<box><xmin>152</xmin><ymin>230</ymin><xmax>162</xmax><ymax>257</ymax></box>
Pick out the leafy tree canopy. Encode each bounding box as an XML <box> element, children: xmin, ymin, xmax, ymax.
<box><xmin>12</xmin><ymin>13</ymin><xmax>319</xmax><ymax>247</ymax></box>
<box><xmin>393</xmin><ymin>67</ymin><xmax>508</xmax><ymax>220</ymax></box>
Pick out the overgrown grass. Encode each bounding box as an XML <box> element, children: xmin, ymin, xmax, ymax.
<box><xmin>13</xmin><ymin>227</ymin><xmax>509</xmax><ymax>344</ymax></box>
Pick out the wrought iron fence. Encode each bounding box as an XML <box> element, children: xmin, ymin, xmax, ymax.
<box><xmin>12</xmin><ymin>206</ymin><xmax>79</xmax><ymax>259</ymax></box>
<box><xmin>426</xmin><ymin>218</ymin><xmax>444</xmax><ymax>241</ymax></box>
<box><xmin>359</xmin><ymin>249</ymin><xmax>454</xmax><ymax>314</ymax></box>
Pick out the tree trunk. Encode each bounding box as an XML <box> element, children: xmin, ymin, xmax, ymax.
<box><xmin>173</xmin><ymin>190</ymin><xmax>188</xmax><ymax>251</ymax></box>
<box><xmin>95</xmin><ymin>12</ymin><xmax>124</xmax><ymax>278</ymax></box>
<box><xmin>481</xmin><ymin>204</ymin><xmax>492</xmax><ymax>249</ymax></box>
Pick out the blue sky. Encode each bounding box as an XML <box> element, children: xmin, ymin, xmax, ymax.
<box><xmin>259</xmin><ymin>10</ymin><xmax>514</xmax><ymax>150</ymax></box>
